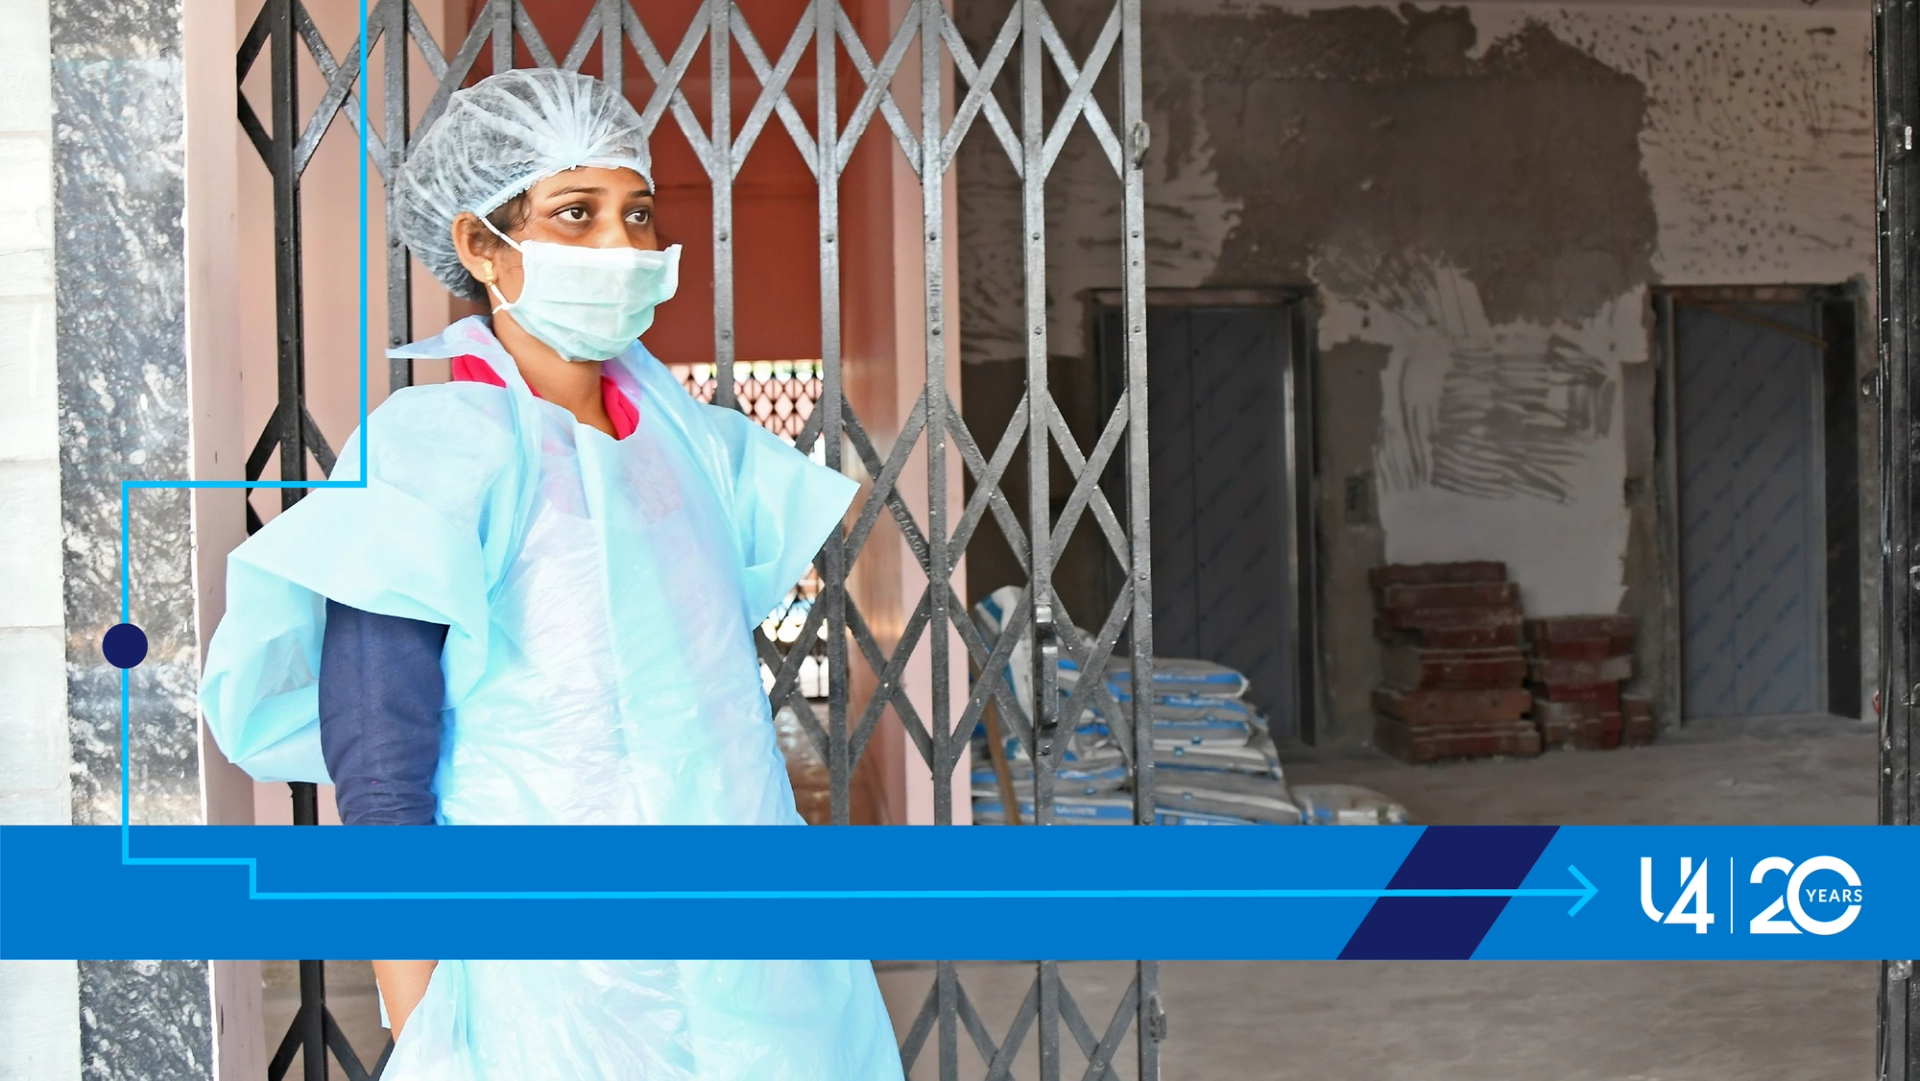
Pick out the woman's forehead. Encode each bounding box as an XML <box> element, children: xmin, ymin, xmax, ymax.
<box><xmin>530</xmin><ymin>166</ymin><xmax>651</xmax><ymax>198</ymax></box>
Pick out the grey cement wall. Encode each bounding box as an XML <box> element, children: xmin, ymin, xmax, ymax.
<box><xmin>955</xmin><ymin>0</ymin><xmax>1878</xmax><ymax>741</ymax></box>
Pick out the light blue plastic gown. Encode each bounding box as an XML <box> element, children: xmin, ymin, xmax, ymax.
<box><xmin>199</xmin><ymin>317</ymin><xmax>900</xmax><ymax>1080</ymax></box>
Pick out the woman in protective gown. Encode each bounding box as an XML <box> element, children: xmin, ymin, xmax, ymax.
<box><xmin>200</xmin><ymin>67</ymin><xmax>902</xmax><ymax>1081</ymax></box>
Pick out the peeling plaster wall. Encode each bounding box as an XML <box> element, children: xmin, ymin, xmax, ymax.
<box><xmin>956</xmin><ymin>0</ymin><xmax>1877</xmax><ymax>740</ymax></box>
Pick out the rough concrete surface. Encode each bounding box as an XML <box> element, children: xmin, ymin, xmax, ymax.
<box><xmin>1313</xmin><ymin>339</ymin><xmax>1392</xmax><ymax>738</ymax></box>
<box><xmin>1282</xmin><ymin>713</ymin><xmax>1878</xmax><ymax>826</ymax></box>
<box><xmin>879</xmin><ymin>953</ymin><xmax>1875</xmax><ymax>1081</ymax></box>
<box><xmin>878</xmin><ymin>720</ymin><xmax>1879</xmax><ymax>1080</ymax></box>
<box><xmin>1164</xmin><ymin>5</ymin><xmax>1659</xmax><ymax>327</ymax></box>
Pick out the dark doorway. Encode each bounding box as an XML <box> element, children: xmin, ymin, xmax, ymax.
<box><xmin>1095</xmin><ymin>289</ymin><xmax>1318</xmax><ymax>740</ymax></box>
<box><xmin>1655</xmin><ymin>286</ymin><xmax>1862</xmax><ymax>723</ymax></box>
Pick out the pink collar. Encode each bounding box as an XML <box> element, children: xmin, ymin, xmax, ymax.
<box><xmin>449</xmin><ymin>354</ymin><xmax>639</xmax><ymax>440</ymax></box>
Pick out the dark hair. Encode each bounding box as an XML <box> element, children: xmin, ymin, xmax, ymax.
<box><xmin>464</xmin><ymin>192</ymin><xmax>533</xmax><ymax>297</ymax></box>
<box><xmin>483</xmin><ymin>192</ymin><xmax>532</xmax><ymax>240</ymax></box>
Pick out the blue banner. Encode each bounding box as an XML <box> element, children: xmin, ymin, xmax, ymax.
<box><xmin>2</xmin><ymin>825</ymin><xmax>1913</xmax><ymax>959</ymax></box>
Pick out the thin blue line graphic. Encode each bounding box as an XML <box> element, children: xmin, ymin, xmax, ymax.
<box><xmin>119</xmin><ymin>2</ymin><xmax>370</xmax><ymax>861</ymax></box>
<box><xmin>107</xmin><ymin>860</ymin><xmax>1605</xmax><ymax>914</ymax></box>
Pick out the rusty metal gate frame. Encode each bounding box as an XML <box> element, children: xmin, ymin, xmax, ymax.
<box><xmin>1877</xmin><ymin>0</ymin><xmax>1920</xmax><ymax>1075</ymax></box>
<box><xmin>235</xmin><ymin>0</ymin><xmax>1161</xmax><ymax>1078</ymax></box>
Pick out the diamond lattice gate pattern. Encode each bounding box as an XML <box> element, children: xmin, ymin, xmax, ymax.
<box><xmin>235</xmin><ymin>1</ymin><xmax>1158</xmax><ymax>1078</ymax></box>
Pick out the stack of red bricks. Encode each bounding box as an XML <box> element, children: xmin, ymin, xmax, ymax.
<box><xmin>1370</xmin><ymin>561</ymin><xmax>1540</xmax><ymax>763</ymax></box>
<box><xmin>1527</xmin><ymin>615</ymin><xmax>1654</xmax><ymax>750</ymax></box>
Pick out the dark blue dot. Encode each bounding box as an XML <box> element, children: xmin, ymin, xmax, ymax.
<box><xmin>103</xmin><ymin>623</ymin><xmax>147</xmax><ymax>669</ymax></box>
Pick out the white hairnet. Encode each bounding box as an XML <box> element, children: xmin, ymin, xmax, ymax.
<box><xmin>397</xmin><ymin>68</ymin><xmax>654</xmax><ymax>301</ymax></box>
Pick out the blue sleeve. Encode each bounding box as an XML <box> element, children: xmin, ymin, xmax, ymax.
<box><xmin>318</xmin><ymin>599</ymin><xmax>449</xmax><ymax>826</ymax></box>
<box><xmin>200</xmin><ymin>382</ymin><xmax>522</xmax><ymax>783</ymax></box>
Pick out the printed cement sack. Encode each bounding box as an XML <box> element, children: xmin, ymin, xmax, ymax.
<box><xmin>970</xmin><ymin>763</ymin><xmax>1129</xmax><ymax>800</ymax></box>
<box><xmin>1080</xmin><ymin>715</ymin><xmax>1253</xmax><ymax>747</ymax></box>
<box><xmin>1153</xmin><ymin>769</ymin><xmax>1302</xmax><ymax>825</ymax></box>
<box><xmin>1065</xmin><ymin>656</ymin><xmax>1250</xmax><ymax>700</ymax></box>
<box><xmin>1291</xmin><ymin>784</ymin><xmax>1409</xmax><ymax>826</ymax></box>
<box><xmin>971</xmin><ymin>794</ymin><xmax>1136</xmax><ymax>825</ymax></box>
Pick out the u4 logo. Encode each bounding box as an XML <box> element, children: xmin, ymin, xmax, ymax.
<box><xmin>1640</xmin><ymin>856</ymin><xmax>1862</xmax><ymax>936</ymax></box>
<box><xmin>1641</xmin><ymin>857</ymin><xmax>1716</xmax><ymax>933</ymax></box>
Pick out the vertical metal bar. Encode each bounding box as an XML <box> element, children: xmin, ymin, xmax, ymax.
<box><xmin>936</xmin><ymin>960</ymin><xmax>960</xmax><ymax>1081</ymax></box>
<box><xmin>711</xmin><ymin>0</ymin><xmax>737</xmax><ymax>409</ymax></box>
<box><xmin>1118</xmin><ymin>0</ymin><xmax>1161</xmax><ymax>1069</ymax></box>
<box><xmin>921</xmin><ymin>0</ymin><xmax>953</xmax><ymax>825</ymax></box>
<box><xmin>1136</xmin><ymin>960</ymin><xmax>1161</xmax><ymax>1081</ymax></box>
<box><xmin>1036</xmin><ymin>959</ymin><xmax>1061</xmax><ymax>1081</ymax></box>
<box><xmin>299</xmin><ymin>960</ymin><xmax>328</xmax><ymax>1081</ymax></box>
<box><xmin>1876</xmin><ymin>0</ymin><xmax>1920</xmax><ymax>1071</ymax></box>
<box><xmin>1020</xmin><ymin>0</ymin><xmax>1056</xmax><ymax>826</ymax></box>
<box><xmin>493</xmin><ymin>0</ymin><xmax>513</xmax><ymax>73</ymax></box>
<box><xmin>817</xmin><ymin>0</ymin><xmax>851</xmax><ymax>825</ymax></box>
<box><xmin>291</xmin><ymin>782</ymin><xmax>318</xmax><ymax>824</ymax></box>
<box><xmin>1286</xmin><ymin>300</ymin><xmax>1320</xmax><ymax>744</ymax></box>
<box><xmin>1878</xmin><ymin>0</ymin><xmax>1916</xmax><ymax>828</ymax></box>
<box><xmin>600</xmin><ymin>0</ymin><xmax>623</xmax><ymax>87</ymax></box>
<box><xmin>269</xmin><ymin>1</ymin><xmax>330</xmax><ymax>1056</ymax></box>
<box><xmin>271</xmin><ymin>0</ymin><xmax>308</xmax><ymax>508</ymax></box>
<box><xmin>385</xmin><ymin>0</ymin><xmax>412</xmax><ymax>392</ymax></box>
<box><xmin>1654</xmin><ymin>293</ymin><xmax>1685</xmax><ymax>734</ymax></box>
<box><xmin>1118</xmin><ymin>0</ymin><xmax>1153</xmax><ymax>828</ymax></box>
<box><xmin>1819</xmin><ymin>294</ymin><xmax>1864</xmax><ymax>720</ymax></box>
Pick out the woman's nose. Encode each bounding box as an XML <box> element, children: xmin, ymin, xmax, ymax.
<box><xmin>591</xmin><ymin>216</ymin><xmax>640</xmax><ymax>248</ymax></box>
<box><xmin>595</xmin><ymin>225</ymin><xmax>658</xmax><ymax>251</ymax></box>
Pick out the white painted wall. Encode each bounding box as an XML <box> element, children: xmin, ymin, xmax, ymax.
<box><xmin>0</xmin><ymin>0</ymin><xmax>65</xmax><ymax>826</ymax></box>
<box><xmin>0</xmin><ymin>0</ymin><xmax>83</xmax><ymax>1073</ymax></box>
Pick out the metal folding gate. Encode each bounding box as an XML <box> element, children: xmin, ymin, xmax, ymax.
<box><xmin>235</xmin><ymin>0</ymin><xmax>1159</xmax><ymax>1078</ymax></box>
<box><xmin>1878</xmin><ymin>2</ymin><xmax>1920</xmax><ymax>1077</ymax></box>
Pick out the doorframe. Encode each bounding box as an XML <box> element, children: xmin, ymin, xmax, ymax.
<box><xmin>1650</xmin><ymin>283</ymin><xmax>1864</xmax><ymax>728</ymax></box>
<box><xmin>1088</xmin><ymin>286</ymin><xmax>1324</xmax><ymax>743</ymax></box>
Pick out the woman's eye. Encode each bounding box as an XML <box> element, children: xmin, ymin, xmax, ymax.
<box><xmin>627</xmin><ymin>209</ymin><xmax>651</xmax><ymax>225</ymax></box>
<box><xmin>558</xmin><ymin>207</ymin><xmax>587</xmax><ymax>222</ymax></box>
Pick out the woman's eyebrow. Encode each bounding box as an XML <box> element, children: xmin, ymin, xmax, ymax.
<box><xmin>541</xmin><ymin>185</ymin><xmax>652</xmax><ymax>199</ymax></box>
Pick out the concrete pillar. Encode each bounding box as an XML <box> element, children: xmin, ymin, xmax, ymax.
<box><xmin>50</xmin><ymin>0</ymin><xmax>216</xmax><ymax>1076</ymax></box>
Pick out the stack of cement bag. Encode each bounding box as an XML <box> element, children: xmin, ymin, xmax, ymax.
<box><xmin>967</xmin><ymin>586</ymin><xmax>1301</xmax><ymax>826</ymax></box>
<box><xmin>1069</xmin><ymin>657</ymin><xmax>1303</xmax><ymax>826</ymax></box>
<box><xmin>965</xmin><ymin>587</ymin><xmax>1134</xmax><ymax>824</ymax></box>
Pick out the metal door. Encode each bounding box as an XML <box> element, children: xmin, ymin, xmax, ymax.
<box><xmin>1097</xmin><ymin>291</ymin><xmax>1318</xmax><ymax>741</ymax></box>
<box><xmin>1137</xmin><ymin>303</ymin><xmax>1304</xmax><ymax>736</ymax></box>
<box><xmin>234</xmin><ymin>1</ymin><xmax>1159</xmax><ymax>1078</ymax></box>
<box><xmin>1674</xmin><ymin>302</ymin><xmax>1827</xmax><ymax>719</ymax></box>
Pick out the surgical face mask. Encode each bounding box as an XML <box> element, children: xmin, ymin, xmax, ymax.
<box><xmin>480</xmin><ymin>215</ymin><xmax>680</xmax><ymax>361</ymax></box>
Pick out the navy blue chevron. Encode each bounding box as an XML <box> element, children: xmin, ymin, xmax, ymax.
<box><xmin>1338</xmin><ymin>826</ymin><xmax>1560</xmax><ymax>959</ymax></box>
